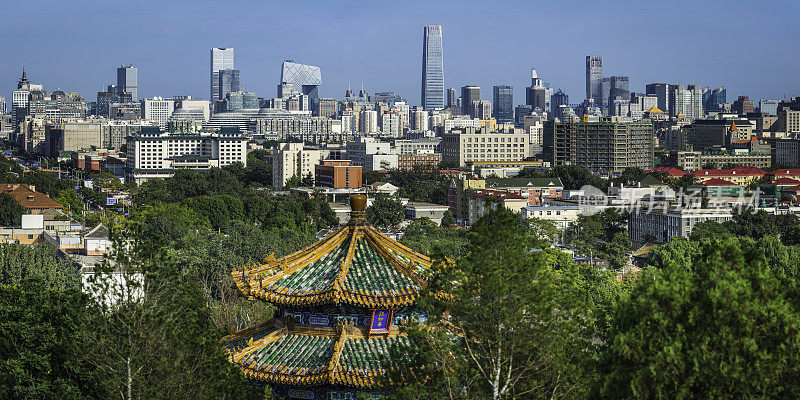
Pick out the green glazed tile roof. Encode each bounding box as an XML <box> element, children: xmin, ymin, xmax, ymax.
<box><xmin>233</xmin><ymin>224</ymin><xmax>432</xmax><ymax>308</ymax></box>
<box><xmin>241</xmin><ymin>334</ymin><xmax>334</xmax><ymax>376</ymax></box>
<box><xmin>339</xmin><ymin>335</ymin><xmax>412</xmax><ymax>372</ymax></box>
<box><xmin>343</xmin><ymin>238</ymin><xmax>415</xmax><ymax>294</ymax></box>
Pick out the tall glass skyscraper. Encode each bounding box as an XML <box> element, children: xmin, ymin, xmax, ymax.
<box><xmin>116</xmin><ymin>65</ymin><xmax>138</xmax><ymax>101</ymax></box>
<box><xmin>421</xmin><ymin>25</ymin><xmax>444</xmax><ymax>110</ymax></box>
<box><xmin>210</xmin><ymin>48</ymin><xmax>234</xmax><ymax>102</ymax></box>
<box><xmin>586</xmin><ymin>56</ymin><xmax>603</xmax><ymax>103</ymax></box>
<box><xmin>218</xmin><ymin>69</ymin><xmax>241</xmax><ymax>102</ymax></box>
<box><xmin>279</xmin><ymin>61</ymin><xmax>322</xmax><ymax>103</ymax></box>
<box><xmin>492</xmin><ymin>85</ymin><xmax>514</xmax><ymax>123</ymax></box>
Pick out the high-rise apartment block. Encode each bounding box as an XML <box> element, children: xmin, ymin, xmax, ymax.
<box><xmin>492</xmin><ymin>85</ymin><xmax>513</xmax><ymax>123</ymax></box>
<box><xmin>670</xmin><ymin>85</ymin><xmax>704</xmax><ymax>120</ymax></box>
<box><xmin>210</xmin><ymin>48</ymin><xmax>234</xmax><ymax>102</ymax></box>
<box><xmin>421</xmin><ymin>25</ymin><xmax>445</xmax><ymax>110</ymax></box>
<box><xmin>116</xmin><ymin>65</ymin><xmax>138</xmax><ymax>101</ymax></box>
<box><xmin>732</xmin><ymin>96</ymin><xmax>755</xmax><ymax>116</ymax></box>
<box><xmin>271</xmin><ymin>142</ymin><xmax>323</xmax><ymax>188</ymax></box>
<box><xmin>585</xmin><ymin>56</ymin><xmax>603</xmax><ymax>103</ymax></box>
<box><xmin>544</xmin><ymin>118</ymin><xmax>654</xmax><ymax>176</ymax></box>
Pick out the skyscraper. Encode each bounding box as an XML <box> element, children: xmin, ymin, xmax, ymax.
<box><xmin>461</xmin><ymin>86</ymin><xmax>480</xmax><ymax>116</ymax></box>
<box><xmin>703</xmin><ymin>86</ymin><xmax>726</xmax><ymax>112</ymax></box>
<box><xmin>551</xmin><ymin>89</ymin><xmax>569</xmax><ymax>115</ymax></box>
<box><xmin>218</xmin><ymin>69</ymin><xmax>241</xmax><ymax>101</ymax></box>
<box><xmin>278</xmin><ymin>61</ymin><xmax>322</xmax><ymax>104</ymax></box>
<box><xmin>526</xmin><ymin>69</ymin><xmax>548</xmax><ymax>112</ymax></box>
<box><xmin>447</xmin><ymin>88</ymin><xmax>457</xmax><ymax>108</ymax></box>
<box><xmin>645</xmin><ymin>83</ymin><xmax>671</xmax><ymax>115</ymax></box>
<box><xmin>421</xmin><ymin>25</ymin><xmax>444</xmax><ymax>110</ymax></box>
<box><xmin>210</xmin><ymin>48</ymin><xmax>234</xmax><ymax>102</ymax></box>
<box><xmin>116</xmin><ymin>65</ymin><xmax>138</xmax><ymax>101</ymax></box>
<box><xmin>586</xmin><ymin>56</ymin><xmax>603</xmax><ymax>103</ymax></box>
<box><xmin>492</xmin><ymin>86</ymin><xmax>513</xmax><ymax>123</ymax></box>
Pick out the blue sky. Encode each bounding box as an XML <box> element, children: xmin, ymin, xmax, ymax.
<box><xmin>2</xmin><ymin>0</ymin><xmax>799</xmax><ymax>107</ymax></box>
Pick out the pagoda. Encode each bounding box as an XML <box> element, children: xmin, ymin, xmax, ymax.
<box><xmin>225</xmin><ymin>195</ymin><xmax>431</xmax><ymax>399</ymax></box>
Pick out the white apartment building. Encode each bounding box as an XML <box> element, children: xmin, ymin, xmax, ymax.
<box><xmin>125</xmin><ymin>127</ymin><xmax>247</xmax><ymax>184</ymax></box>
<box><xmin>522</xmin><ymin>205</ymin><xmax>581</xmax><ymax>232</ymax></box>
<box><xmin>360</xmin><ymin>110</ymin><xmax>378</xmax><ymax>134</ymax></box>
<box><xmin>271</xmin><ymin>142</ymin><xmax>323</xmax><ymax>188</ymax></box>
<box><xmin>141</xmin><ymin>97</ymin><xmax>175</xmax><ymax>129</ymax></box>
<box><xmin>411</xmin><ymin>109</ymin><xmax>429</xmax><ymax>131</ymax></box>
<box><xmin>381</xmin><ymin>113</ymin><xmax>402</xmax><ymax>138</ymax></box>
<box><xmin>394</xmin><ymin>139</ymin><xmax>441</xmax><ymax>155</ymax></box>
<box><xmin>177</xmin><ymin>99</ymin><xmax>211</xmax><ymax>122</ymax></box>
<box><xmin>346</xmin><ymin>137</ymin><xmax>398</xmax><ymax>172</ymax></box>
<box><xmin>628</xmin><ymin>207</ymin><xmax>733</xmax><ymax>244</ymax></box>
<box><xmin>441</xmin><ymin>127</ymin><xmax>531</xmax><ymax>167</ymax></box>
<box><xmin>443</xmin><ymin>116</ymin><xmax>481</xmax><ymax>132</ymax></box>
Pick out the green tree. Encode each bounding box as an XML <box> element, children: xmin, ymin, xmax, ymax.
<box><xmin>283</xmin><ymin>174</ymin><xmax>301</xmax><ymax>189</ymax></box>
<box><xmin>133</xmin><ymin>203</ymin><xmax>210</xmax><ymax>245</ymax></box>
<box><xmin>55</xmin><ymin>189</ymin><xmax>84</xmax><ymax>216</ymax></box>
<box><xmin>399</xmin><ymin>218</ymin><xmax>469</xmax><ymax>259</ymax></box>
<box><xmin>0</xmin><ymin>280</ymin><xmax>103</xmax><ymax>399</ymax></box>
<box><xmin>81</xmin><ymin>227</ymin><xmax>263</xmax><ymax>400</ymax></box>
<box><xmin>398</xmin><ymin>208</ymin><xmax>595</xmax><ymax>399</ymax></box>
<box><xmin>440</xmin><ymin>209</ymin><xmax>455</xmax><ymax>227</ymax></box>
<box><xmin>0</xmin><ymin>192</ymin><xmax>26</xmax><ymax>226</ymax></box>
<box><xmin>0</xmin><ymin>243</ymin><xmax>80</xmax><ymax>291</ymax></box>
<box><xmin>366</xmin><ymin>195</ymin><xmax>405</xmax><ymax>229</ymax></box>
<box><xmin>601</xmin><ymin>238</ymin><xmax>800</xmax><ymax>399</ymax></box>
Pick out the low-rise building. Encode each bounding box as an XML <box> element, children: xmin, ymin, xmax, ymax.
<box><xmin>674</xmin><ymin>150</ymin><xmax>771</xmax><ymax>171</ymax></box>
<box><xmin>689</xmin><ymin>166</ymin><xmax>766</xmax><ymax>186</ymax></box>
<box><xmin>484</xmin><ymin>177</ymin><xmax>564</xmax><ymax>206</ymax></box>
<box><xmin>404</xmin><ymin>202</ymin><xmax>450</xmax><ymax>224</ymax></box>
<box><xmin>314</xmin><ymin>160</ymin><xmax>362</xmax><ymax>189</ymax></box>
<box><xmin>125</xmin><ymin>126</ymin><xmax>247</xmax><ymax>184</ymax></box>
<box><xmin>522</xmin><ymin>204</ymin><xmax>581</xmax><ymax>232</ymax></box>
<box><xmin>629</xmin><ymin>207</ymin><xmax>734</xmax><ymax>244</ymax></box>
<box><xmin>465</xmin><ymin>188</ymin><xmax>527</xmax><ymax>225</ymax></box>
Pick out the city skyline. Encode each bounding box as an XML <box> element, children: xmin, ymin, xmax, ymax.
<box><xmin>1</xmin><ymin>1</ymin><xmax>799</xmax><ymax>107</ymax></box>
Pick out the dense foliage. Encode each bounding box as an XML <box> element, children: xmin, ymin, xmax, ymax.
<box><xmin>0</xmin><ymin>243</ymin><xmax>80</xmax><ymax>291</ymax></box>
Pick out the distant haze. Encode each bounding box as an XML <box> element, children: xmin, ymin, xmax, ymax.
<box><xmin>2</xmin><ymin>0</ymin><xmax>798</xmax><ymax>106</ymax></box>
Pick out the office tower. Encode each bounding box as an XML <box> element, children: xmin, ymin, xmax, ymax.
<box><xmin>732</xmin><ymin>96</ymin><xmax>755</xmax><ymax>116</ymax></box>
<box><xmin>226</xmin><ymin>92</ymin><xmax>244</xmax><ymax>111</ymax></box>
<box><xmin>526</xmin><ymin>69</ymin><xmax>549</xmax><ymax>113</ymax></box>
<box><xmin>447</xmin><ymin>88</ymin><xmax>457</xmax><ymax>108</ymax></box>
<box><xmin>0</xmin><ymin>96</ymin><xmax>5</xmax><ymax>114</ymax></box>
<box><xmin>492</xmin><ymin>85</ymin><xmax>513</xmax><ymax>123</ymax></box>
<box><xmin>278</xmin><ymin>61</ymin><xmax>322</xmax><ymax>104</ymax></box>
<box><xmin>608</xmin><ymin>76</ymin><xmax>629</xmax><ymax>104</ymax></box>
<box><xmin>242</xmin><ymin>92</ymin><xmax>258</xmax><ymax>109</ymax></box>
<box><xmin>210</xmin><ymin>48</ymin><xmax>235</xmax><ymax>102</ymax></box>
<box><xmin>96</xmin><ymin>92</ymin><xmax>113</xmax><ymax>117</ymax></box>
<box><xmin>461</xmin><ymin>86</ymin><xmax>480</xmax><ymax>116</ymax></box>
<box><xmin>473</xmin><ymin>100</ymin><xmax>492</xmax><ymax>120</ymax></box>
<box><xmin>13</xmin><ymin>68</ymin><xmax>33</xmax><ymax>132</ymax></box>
<box><xmin>421</xmin><ymin>25</ymin><xmax>445</xmax><ymax>110</ymax></box>
<box><xmin>116</xmin><ymin>65</ymin><xmax>138</xmax><ymax>101</ymax></box>
<box><xmin>141</xmin><ymin>97</ymin><xmax>175</xmax><ymax>129</ymax></box>
<box><xmin>218</xmin><ymin>69</ymin><xmax>241</xmax><ymax>101</ymax></box>
<box><xmin>551</xmin><ymin>90</ymin><xmax>569</xmax><ymax>116</ymax></box>
<box><xmin>703</xmin><ymin>86</ymin><xmax>726</xmax><ymax>112</ymax></box>
<box><xmin>544</xmin><ymin>118</ymin><xmax>654</xmax><ymax>176</ymax></box>
<box><xmin>585</xmin><ymin>56</ymin><xmax>603</xmax><ymax>103</ymax></box>
<box><xmin>646</xmin><ymin>83</ymin><xmax>671</xmax><ymax>115</ymax></box>
<box><xmin>515</xmin><ymin>105</ymin><xmax>534</xmax><ymax>125</ymax></box>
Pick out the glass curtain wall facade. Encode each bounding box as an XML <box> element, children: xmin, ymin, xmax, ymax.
<box><xmin>116</xmin><ymin>65</ymin><xmax>138</xmax><ymax>101</ymax></box>
<box><xmin>421</xmin><ymin>25</ymin><xmax>444</xmax><ymax>110</ymax></box>
<box><xmin>493</xmin><ymin>85</ymin><xmax>513</xmax><ymax>123</ymax></box>
<box><xmin>210</xmin><ymin>48</ymin><xmax>235</xmax><ymax>102</ymax></box>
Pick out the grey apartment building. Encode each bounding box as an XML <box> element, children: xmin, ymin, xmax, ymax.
<box><xmin>544</xmin><ymin>117</ymin><xmax>654</xmax><ymax>176</ymax></box>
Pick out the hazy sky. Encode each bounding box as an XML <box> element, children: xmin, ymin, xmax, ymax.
<box><xmin>2</xmin><ymin>0</ymin><xmax>799</xmax><ymax>108</ymax></box>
